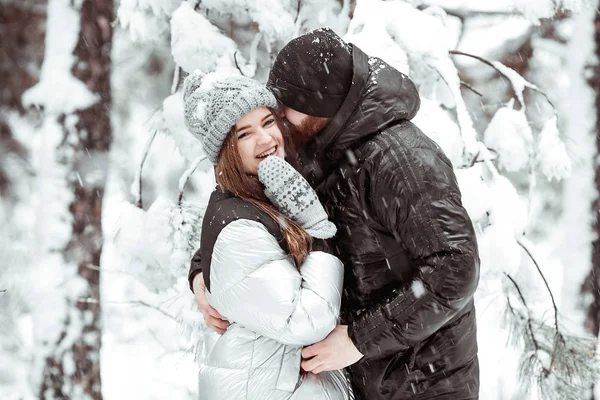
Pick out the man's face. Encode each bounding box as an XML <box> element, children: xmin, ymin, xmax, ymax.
<box><xmin>281</xmin><ymin>106</ymin><xmax>330</xmax><ymax>147</ymax></box>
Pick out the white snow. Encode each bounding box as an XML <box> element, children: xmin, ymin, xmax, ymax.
<box><xmin>22</xmin><ymin>0</ymin><xmax>98</xmax><ymax>115</ymax></box>
<box><xmin>557</xmin><ymin>6</ymin><xmax>597</xmax><ymax>340</ymax></box>
<box><xmin>537</xmin><ymin>116</ymin><xmax>572</xmax><ymax>181</ymax></box>
<box><xmin>412</xmin><ymin>99</ymin><xmax>464</xmax><ymax>166</ymax></box>
<box><xmin>170</xmin><ymin>2</ymin><xmax>239</xmax><ymax>74</ymax></box>
<box><xmin>510</xmin><ymin>0</ymin><xmax>555</xmax><ymax>25</ymax></box>
<box><xmin>116</xmin><ymin>0</ymin><xmax>180</xmax><ymax>42</ymax></box>
<box><xmin>346</xmin><ymin>0</ymin><xmax>454</xmax><ymax>61</ymax></box>
<box><xmin>411</xmin><ymin>280</ymin><xmax>426</xmax><ymax>298</ymax></box>
<box><xmin>484</xmin><ymin>104</ymin><xmax>533</xmax><ymax>172</ymax></box>
<box><xmin>347</xmin><ymin>0</ymin><xmax>479</xmax><ymax>158</ymax></box>
<box><xmin>4</xmin><ymin>0</ymin><xmax>598</xmax><ymax>399</ymax></box>
<box><xmin>455</xmin><ymin>164</ymin><xmax>492</xmax><ymax>223</ymax></box>
<box><xmin>456</xmin><ymin>17</ymin><xmax>532</xmax><ymax>77</ymax></box>
<box><xmin>200</xmin><ymin>0</ymin><xmax>296</xmax><ymax>41</ymax></box>
<box><xmin>162</xmin><ymin>91</ymin><xmax>205</xmax><ymax>162</ymax></box>
<box><xmin>491</xmin><ymin>61</ymin><xmax>540</xmax><ymax>111</ymax></box>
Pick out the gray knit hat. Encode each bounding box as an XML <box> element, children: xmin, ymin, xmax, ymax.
<box><xmin>183</xmin><ymin>70</ymin><xmax>278</xmax><ymax>164</ymax></box>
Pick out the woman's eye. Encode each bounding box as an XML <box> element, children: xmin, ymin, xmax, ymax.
<box><xmin>263</xmin><ymin>119</ymin><xmax>275</xmax><ymax>127</ymax></box>
<box><xmin>238</xmin><ymin>131</ymin><xmax>249</xmax><ymax>139</ymax></box>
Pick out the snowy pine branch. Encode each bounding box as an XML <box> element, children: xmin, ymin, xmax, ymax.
<box><xmin>178</xmin><ymin>155</ymin><xmax>206</xmax><ymax>205</ymax></box>
<box><xmin>451</xmin><ymin>50</ymin><xmax>571</xmax><ymax>182</ymax></box>
<box><xmin>503</xmin><ymin>260</ymin><xmax>600</xmax><ymax>399</ymax></box>
<box><xmin>517</xmin><ymin>237</ymin><xmax>559</xmax><ymax>331</ymax></box>
<box><xmin>450</xmin><ymin>50</ymin><xmax>558</xmax><ymax>116</ymax></box>
<box><xmin>132</xmin><ymin>128</ymin><xmax>158</xmax><ymax>209</ymax></box>
<box><xmin>450</xmin><ymin>50</ymin><xmax>524</xmax><ymax>108</ymax></box>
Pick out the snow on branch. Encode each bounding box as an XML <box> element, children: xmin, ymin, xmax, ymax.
<box><xmin>451</xmin><ymin>50</ymin><xmax>571</xmax><ymax>182</ymax></box>
<box><xmin>501</xmin><ymin>242</ymin><xmax>600</xmax><ymax>400</ymax></box>
<box><xmin>418</xmin><ymin>0</ymin><xmax>593</xmax><ymax>25</ymax></box>
<box><xmin>483</xmin><ymin>101</ymin><xmax>533</xmax><ymax>173</ymax></box>
<box><xmin>170</xmin><ymin>2</ymin><xmax>239</xmax><ymax>74</ymax></box>
<box><xmin>131</xmin><ymin>89</ymin><xmax>206</xmax><ymax>209</ymax></box>
<box><xmin>131</xmin><ymin>128</ymin><xmax>158</xmax><ymax>209</ymax></box>
<box><xmin>504</xmin><ymin>290</ymin><xmax>600</xmax><ymax>399</ymax></box>
<box><xmin>116</xmin><ymin>0</ymin><xmax>180</xmax><ymax>42</ymax></box>
<box><xmin>537</xmin><ymin>116</ymin><xmax>572</xmax><ymax>181</ymax></box>
<box><xmin>517</xmin><ymin>237</ymin><xmax>558</xmax><ymax>331</ymax></box>
<box><xmin>178</xmin><ymin>156</ymin><xmax>206</xmax><ymax>205</ymax></box>
<box><xmin>110</xmin><ymin>197</ymin><xmax>203</xmax><ymax>292</ymax></box>
<box><xmin>22</xmin><ymin>0</ymin><xmax>98</xmax><ymax>115</ymax></box>
<box><xmin>450</xmin><ymin>50</ymin><xmax>557</xmax><ymax>115</ymax></box>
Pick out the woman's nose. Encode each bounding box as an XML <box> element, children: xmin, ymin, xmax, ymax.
<box><xmin>256</xmin><ymin>129</ymin><xmax>271</xmax><ymax>144</ymax></box>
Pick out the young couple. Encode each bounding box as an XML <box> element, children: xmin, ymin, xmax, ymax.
<box><xmin>184</xmin><ymin>28</ymin><xmax>480</xmax><ymax>400</ymax></box>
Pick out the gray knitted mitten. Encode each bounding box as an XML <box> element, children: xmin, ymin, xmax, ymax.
<box><xmin>257</xmin><ymin>156</ymin><xmax>337</xmax><ymax>239</ymax></box>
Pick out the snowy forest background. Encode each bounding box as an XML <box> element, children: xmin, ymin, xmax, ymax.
<box><xmin>1</xmin><ymin>0</ymin><xmax>599</xmax><ymax>399</ymax></box>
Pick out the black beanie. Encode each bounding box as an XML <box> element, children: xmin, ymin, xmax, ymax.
<box><xmin>267</xmin><ymin>27</ymin><xmax>354</xmax><ymax>118</ymax></box>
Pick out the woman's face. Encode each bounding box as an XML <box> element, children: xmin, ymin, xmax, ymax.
<box><xmin>234</xmin><ymin>107</ymin><xmax>285</xmax><ymax>175</ymax></box>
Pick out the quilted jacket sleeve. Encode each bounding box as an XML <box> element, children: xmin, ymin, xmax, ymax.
<box><xmin>206</xmin><ymin>218</ymin><xmax>344</xmax><ymax>346</ymax></box>
<box><xmin>348</xmin><ymin>129</ymin><xmax>480</xmax><ymax>359</ymax></box>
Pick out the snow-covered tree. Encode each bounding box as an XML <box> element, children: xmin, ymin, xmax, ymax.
<box><xmin>0</xmin><ymin>0</ymin><xmax>580</xmax><ymax>399</ymax></box>
<box><xmin>581</xmin><ymin>1</ymin><xmax>600</xmax><ymax>397</ymax></box>
<box><xmin>6</xmin><ymin>0</ymin><xmax>115</xmax><ymax>398</ymax></box>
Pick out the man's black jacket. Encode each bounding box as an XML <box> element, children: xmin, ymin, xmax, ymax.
<box><xmin>296</xmin><ymin>45</ymin><xmax>480</xmax><ymax>400</ymax></box>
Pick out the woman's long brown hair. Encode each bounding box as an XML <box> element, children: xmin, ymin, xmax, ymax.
<box><xmin>215</xmin><ymin>107</ymin><xmax>312</xmax><ymax>268</ymax></box>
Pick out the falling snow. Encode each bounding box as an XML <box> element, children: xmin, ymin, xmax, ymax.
<box><xmin>1</xmin><ymin>0</ymin><xmax>597</xmax><ymax>399</ymax></box>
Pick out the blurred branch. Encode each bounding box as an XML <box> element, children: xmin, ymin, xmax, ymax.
<box><xmin>294</xmin><ymin>0</ymin><xmax>302</xmax><ymax>24</ymax></box>
<box><xmin>450</xmin><ymin>50</ymin><xmax>557</xmax><ymax>117</ymax></box>
<box><xmin>505</xmin><ymin>273</ymin><xmax>541</xmax><ymax>351</ymax></box>
<box><xmin>433</xmin><ymin>67</ymin><xmax>480</xmax><ymax>157</ymax></box>
<box><xmin>233</xmin><ymin>51</ymin><xmax>246</xmax><ymax>77</ymax></box>
<box><xmin>417</xmin><ymin>1</ymin><xmax>569</xmax><ymax>21</ymax></box>
<box><xmin>178</xmin><ymin>155</ymin><xmax>205</xmax><ymax>205</ymax></box>
<box><xmin>171</xmin><ymin>64</ymin><xmax>181</xmax><ymax>94</ymax></box>
<box><xmin>417</xmin><ymin>3</ymin><xmax>516</xmax><ymax>19</ymax></box>
<box><xmin>449</xmin><ymin>50</ymin><xmax>521</xmax><ymax>107</ymax></box>
<box><xmin>134</xmin><ymin>129</ymin><xmax>158</xmax><ymax>209</ymax></box>
<box><xmin>459</xmin><ymin>80</ymin><xmax>482</xmax><ymax>97</ymax></box>
<box><xmin>82</xmin><ymin>263</ymin><xmax>138</xmax><ymax>277</ymax></box>
<box><xmin>78</xmin><ymin>298</ymin><xmax>177</xmax><ymax>322</ymax></box>
<box><xmin>517</xmin><ymin>237</ymin><xmax>559</xmax><ymax>332</ymax></box>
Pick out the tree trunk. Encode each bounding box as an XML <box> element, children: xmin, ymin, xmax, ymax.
<box><xmin>0</xmin><ymin>1</ymin><xmax>46</xmax><ymax>197</ymax></box>
<box><xmin>586</xmin><ymin>2</ymin><xmax>600</xmax><ymax>335</ymax></box>
<box><xmin>584</xmin><ymin>1</ymin><xmax>600</xmax><ymax>398</ymax></box>
<box><xmin>38</xmin><ymin>1</ymin><xmax>113</xmax><ymax>398</ymax></box>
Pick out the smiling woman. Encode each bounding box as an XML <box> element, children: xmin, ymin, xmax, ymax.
<box><xmin>182</xmin><ymin>71</ymin><xmax>350</xmax><ymax>400</ymax></box>
<box><xmin>233</xmin><ymin>107</ymin><xmax>285</xmax><ymax>175</ymax></box>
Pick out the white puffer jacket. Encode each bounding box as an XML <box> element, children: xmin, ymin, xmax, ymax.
<box><xmin>200</xmin><ymin>217</ymin><xmax>350</xmax><ymax>400</ymax></box>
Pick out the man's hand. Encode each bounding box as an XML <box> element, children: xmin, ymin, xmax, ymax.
<box><xmin>192</xmin><ymin>273</ymin><xmax>230</xmax><ymax>334</ymax></box>
<box><xmin>301</xmin><ymin>325</ymin><xmax>364</xmax><ymax>373</ymax></box>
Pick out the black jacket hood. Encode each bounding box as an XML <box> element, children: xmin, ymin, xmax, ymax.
<box><xmin>302</xmin><ymin>44</ymin><xmax>421</xmax><ymax>182</ymax></box>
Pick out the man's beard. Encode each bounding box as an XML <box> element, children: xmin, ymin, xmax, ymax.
<box><xmin>291</xmin><ymin>116</ymin><xmax>330</xmax><ymax>148</ymax></box>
